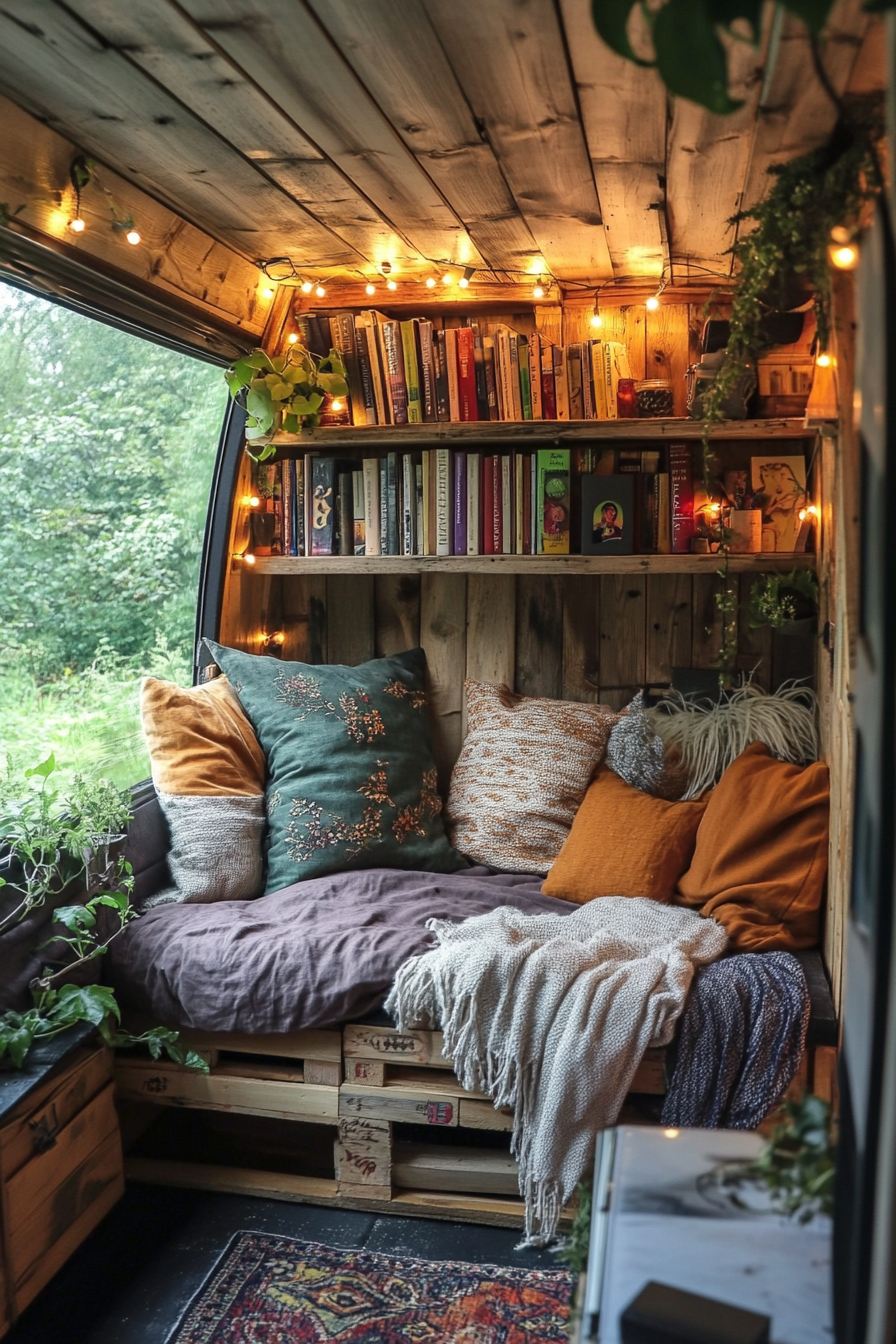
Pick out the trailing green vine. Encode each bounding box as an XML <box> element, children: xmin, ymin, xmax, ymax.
<box><xmin>225</xmin><ymin>345</ymin><xmax>348</xmax><ymax>459</ymax></box>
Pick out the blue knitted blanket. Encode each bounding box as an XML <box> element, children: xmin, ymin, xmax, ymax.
<box><xmin>661</xmin><ymin>951</ymin><xmax>811</xmax><ymax>1129</ymax></box>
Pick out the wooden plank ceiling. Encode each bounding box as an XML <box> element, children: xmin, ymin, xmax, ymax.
<box><xmin>0</xmin><ymin>0</ymin><xmax>881</xmax><ymax>303</ymax></box>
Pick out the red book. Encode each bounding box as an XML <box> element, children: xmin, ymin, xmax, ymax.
<box><xmin>669</xmin><ymin>443</ymin><xmax>695</xmax><ymax>553</ymax></box>
<box><xmin>541</xmin><ymin>345</ymin><xmax>558</xmax><ymax>420</ymax></box>
<box><xmin>483</xmin><ymin>455</ymin><xmax>495</xmax><ymax>555</ymax></box>
<box><xmin>491</xmin><ymin>453</ymin><xmax>503</xmax><ymax>554</ymax></box>
<box><xmin>456</xmin><ymin>327</ymin><xmax>479</xmax><ymax>422</ymax></box>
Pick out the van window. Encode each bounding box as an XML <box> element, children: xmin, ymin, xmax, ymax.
<box><xmin>0</xmin><ymin>281</ymin><xmax>226</xmax><ymax>788</ymax></box>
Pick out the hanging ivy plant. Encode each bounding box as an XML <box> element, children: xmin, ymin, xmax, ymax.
<box><xmin>225</xmin><ymin>344</ymin><xmax>348</xmax><ymax>459</ymax></box>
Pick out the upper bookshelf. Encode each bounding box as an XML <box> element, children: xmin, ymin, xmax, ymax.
<box><xmin>249</xmin><ymin>553</ymin><xmax>816</xmax><ymax>576</ymax></box>
<box><xmin>267</xmin><ymin>417</ymin><xmax>815</xmax><ymax>450</ymax></box>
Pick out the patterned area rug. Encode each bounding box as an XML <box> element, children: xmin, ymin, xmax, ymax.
<box><xmin>168</xmin><ymin>1232</ymin><xmax>573</xmax><ymax>1343</ymax></box>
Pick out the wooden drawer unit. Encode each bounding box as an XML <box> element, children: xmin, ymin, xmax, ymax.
<box><xmin>0</xmin><ymin>1045</ymin><xmax>124</xmax><ymax>1335</ymax></box>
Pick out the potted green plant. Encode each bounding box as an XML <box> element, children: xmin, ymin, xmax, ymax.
<box><xmin>0</xmin><ymin>753</ymin><xmax>206</xmax><ymax>1071</ymax></box>
<box><xmin>749</xmin><ymin>570</ymin><xmax>819</xmax><ymax>686</ymax></box>
<box><xmin>225</xmin><ymin>344</ymin><xmax>349</xmax><ymax>460</ymax></box>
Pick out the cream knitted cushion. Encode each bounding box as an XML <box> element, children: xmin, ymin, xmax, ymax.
<box><xmin>445</xmin><ymin>681</ymin><xmax>619</xmax><ymax>875</ymax></box>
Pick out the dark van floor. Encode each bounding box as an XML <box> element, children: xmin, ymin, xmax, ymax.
<box><xmin>6</xmin><ymin>1184</ymin><xmax>559</xmax><ymax>1343</ymax></box>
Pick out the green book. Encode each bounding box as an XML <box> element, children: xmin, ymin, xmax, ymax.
<box><xmin>518</xmin><ymin>336</ymin><xmax>533</xmax><ymax>419</ymax></box>
<box><xmin>537</xmin><ymin>448</ymin><xmax>571</xmax><ymax>555</ymax></box>
<box><xmin>401</xmin><ymin>319</ymin><xmax>423</xmax><ymax>423</ymax></box>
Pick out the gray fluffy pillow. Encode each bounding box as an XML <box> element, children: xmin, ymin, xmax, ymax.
<box><xmin>606</xmin><ymin>692</ymin><xmax>688</xmax><ymax>800</ymax></box>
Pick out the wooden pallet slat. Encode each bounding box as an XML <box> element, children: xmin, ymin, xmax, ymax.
<box><xmin>114</xmin><ymin>1060</ymin><xmax>338</xmax><ymax>1124</ymax></box>
<box><xmin>343</xmin><ymin>1024</ymin><xmax>452</xmax><ymax>1069</ymax></box>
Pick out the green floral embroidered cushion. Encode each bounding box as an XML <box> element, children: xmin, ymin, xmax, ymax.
<box><xmin>204</xmin><ymin>641</ymin><xmax>465</xmax><ymax>892</ymax></box>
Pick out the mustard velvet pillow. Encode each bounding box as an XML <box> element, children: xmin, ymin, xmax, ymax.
<box><xmin>140</xmin><ymin>675</ymin><xmax>267</xmax><ymax>905</ymax></box>
<box><xmin>542</xmin><ymin>766</ymin><xmax>709</xmax><ymax>904</ymax></box>
<box><xmin>445</xmin><ymin>681</ymin><xmax>619</xmax><ymax>875</ymax></box>
<box><xmin>673</xmin><ymin>742</ymin><xmax>829</xmax><ymax>951</ymax></box>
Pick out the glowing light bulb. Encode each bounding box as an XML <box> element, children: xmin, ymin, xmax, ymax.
<box><xmin>315</xmin><ymin>285</ymin><xmax>326</xmax><ymax>298</ymax></box>
<box><xmin>270</xmin><ymin>631</ymin><xmax>285</xmax><ymax>646</ymax></box>
<box><xmin>458</xmin><ymin>276</ymin><xmax>469</xmax><ymax>288</ymax></box>
<box><xmin>365</xmin><ymin>283</ymin><xmax>376</xmax><ymax>296</ymax></box>
<box><xmin>301</xmin><ymin>281</ymin><xmax>313</xmax><ymax>294</ymax></box>
<box><xmin>261</xmin><ymin>286</ymin><xmax>275</xmax><ymax>299</ymax></box>
<box><xmin>386</xmin><ymin>279</ymin><xmax>397</xmax><ymax>290</ymax></box>
<box><xmin>590</xmin><ymin>313</ymin><xmax>603</xmax><ymax>328</ymax></box>
<box><xmin>242</xmin><ymin>495</ymin><xmax>261</xmax><ymax>508</ymax></box>
<box><xmin>287</xmin><ymin>332</ymin><xmax>299</xmax><ymax>344</ymax></box>
<box><xmin>816</xmin><ymin>352</ymin><xmax>832</xmax><ymax>367</ymax></box>
<box><xmin>426</xmin><ymin>277</ymin><xmax>436</xmax><ymax>289</ymax></box>
<box><xmin>533</xmin><ymin>284</ymin><xmax>544</xmax><ymax>299</ymax></box>
<box><xmin>125</xmin><ymin>229</ymin><xmax>141</xmax><ymax>246</ymax></box>
<box><xmin>69</xmin><ymin>217</ymin><xmax>86</xmax><ymax>233</ymax></box>
<box><xmin>830</xmin><ymin>244</ymin><xmax>858</xmax><ymax>270</ymax></box>
<box><xmin>442</xmin><ymin>272</ymin><xmax>453</xmax><ymax>286</ymax></box>
<box><xmin>799</xmin><ymin>509</ymin><xmax>807</xmax><ymax>521</ymax></box>
<box><xmin>331</xmin><ymin>398</ymin><xmax>345</xmax><ymax>412</ymax></box>
<box><xmin>663</xmin><ymin>1129</ymin><xmax>680</xmax><ymax>1139</ymax></box>
<box><xmin>646</xmin><ymin>294</ymin><xmax>660</xmax><ymax>311</ymax></box>
<box><xmin>243</xmin><ymin>553</ymin><xmax>256</xmax><ymax>565</ymax></box>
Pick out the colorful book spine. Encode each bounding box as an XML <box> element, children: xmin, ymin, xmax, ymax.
<box><xmin>567</xmin><ymin>344</ymin><xmax>584</xmax><ymax>420</ymax></box>
<box><xmin>591</xmin><ymin>342</ymin><xmax>608</xmax><ymax>419</ymax></box>
<box><xmin>435</xmin><ymin>448</ymin><xmax>452</xmax><ymax>556</ymax></box>
<box><xmin>402</xmin><ymin>453</ymin><xmax>416</xmax><ymax>556</ymax></box>
<box><xmin>531</xmin><ymin>454</ymin><xmax>538</xmax><ymax>553</ymax></box>
<box><xmin>281</xmin><ymin>459</ymin><xmax>294</xmax><ymax>557</ymax></box>
<box><xmin>473</xmin><ymin>328</ymin><xmax>490</xmax><ymax>420</ymax></box>
<box><xmin>445</xmin><ymin>328</ymin><xmax>461</xmax><ymax>423</ymax></box>
<box><xmin>433</xmin><ymin>331</ymin><xmax>450</xmax><ymax>422</ymax></box>
<box><xmin>310</xmin><ymin>456</ymin><xmax>336</xmax><ymax>556</ymax></box>
<box><xmin>538</xmin><ymin>448</ymin><xmax>570</xmax><ymax>555</ymax></box>
<box><xmin>518</xmin><ymin>337</ymin><xmax>533</xmax><ymax>420</ymax></box>
<box><xmin>337</xmin><ymin>470</ymin><xmax>353</xmax><ymax>555</ymax></box>
<box><xmin>330</xmin><ymin>314</ymin><xmax>365</xmax><ymax>426</ymax></box>
<box><xmin>303</xmin><ymin>452</ymin><xmax>316</xmax><ymax>556</ymax></box>
<box><xmin>508</xmin><ymin>335</ymin><xmax>523</xmax><ymax>421</ymax></box>
<box><xmin>529</xmin><ymin>334</ymin><xmax>543</xmax><ymax>420</ymax></box>
<box><xmin>669</xmin><ymin>444</ymin><xmax>695</xmax><ymax>554</ymax></box>
<box><xmin>554</xmin><ymin>345</ymin><xmax>570</xmax><ymax>421</ymax></box>
<box><xmin>514</xmin><ymin>452</ymin><xmax>524</xmax><ymax>553</ymax></box>
<box><xmin>362</xmin><ymin>457</ymin><xmax>381</xmax><ymax>556</ymax></box>
<box><xmin>381</xmin><ymin>319</ymin><xmax>408</xmax><ymax>425</ymax></box>
<box><xmin>415</xmin><ymin>463</ymin><xmax>424</xmax><ymax>555</ymax></box>
<box><xmin>421</xmin><ymin>451</ymin><xmax>431</xmax><ymax>554</ymax></box>
<box><xmin>501</xmin><ymin>455</ymin><xmax>512</xmax><ymax>553</ymax></box>
<box><xmin>483</xmin><ymin>338</ymin><xmax>499</xmax><ymax>421</ymax></box>
<box><xmin>354</xmin><ymin>319</ymin><xmax>378</xmax><ymax>423</ymax></box>
<box><xmin>467</xmin><ymin>453</ymin><xmax>481</xmax><ymax>555</ymax></box>
<box><xmin>400</xmin><ymin>319</ymin><xmax>423</xmax><ymax>423</ymax></box>
<box><xmin>384</xmin><ymin>451</ymin><xmax>400</xmax><ymax>555</ymax></box>
<box><xmin>352</xmin><ymin>468</ymin><xmax>365</xmax><ymax>555</ymax></box>
<box><xmin>522</xmin><ymin>453</ymin><xmax>532</xmax><ymax>555</ymax></box>
<box><xmin>483</xmin><ymin>456</ymin><xmax>495</xmax><ymax>555</ymax></box>
<box><xmin>541</xmin><ymin>345</ymin><xmax>557</xmax><ymax>420</ymax></box>
<box><xmin>453</xmin><ymin>451</ymin><xmax>467</xmax><ymax>557</ymax></box>
<box><xmin>456</xmin><ymin>327</ymin><xmax>478</xmax><ymax>422</ymax></box>
<box><xmin>418</xmin><ymin>320</ymin><xmax>437</xmax><ymax>422</ymax></box>
<box><xmin>492</xmin><ymin>455</ymin><xmax>503</xmax><ymax>554</ymax></box>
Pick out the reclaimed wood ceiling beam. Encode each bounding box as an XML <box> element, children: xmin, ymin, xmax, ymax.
<box><xmin>0</xmin><ymin>0</ymin><xmax>363</xmax><ymax>268</ymax></box>
<box><xmin>69</xmin><ymin>0</ymin><xmax>431</xmax><ymax>276</ymax></box>
<box><xmin>303</xmin><ymin>0</ymin><xmax>544</xmax><ymax>281</ymax></box>
<box><xmin>419</xmin><ymin>0</ymin><xmax>614</xmax><ymax>285</ymax></box>
<box><xmin>179</xmin><ymin>0</ymin><xmax>485</xmax><ymax>274</ymax></box>
<box><xmin>558</xmin><ymin>0</ymin><xmax>667</xmax><ymax>282</ymax></box>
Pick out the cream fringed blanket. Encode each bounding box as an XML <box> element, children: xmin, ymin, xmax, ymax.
<box><xmin>384</xmin><ymin>897</ymin><xmax>728</xmax><ymax>1246</ymax></box>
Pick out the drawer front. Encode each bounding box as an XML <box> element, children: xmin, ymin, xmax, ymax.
<box><xmin>0</xmin><ymin>1047</ymin><xmax>112</xmax><ymax>1180</ymax></box>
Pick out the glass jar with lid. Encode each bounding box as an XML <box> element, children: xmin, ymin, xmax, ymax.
<box><xmin>635</xmin><ymin>378</ymin><xmax>674</xmax><ymax>417</ymax></box>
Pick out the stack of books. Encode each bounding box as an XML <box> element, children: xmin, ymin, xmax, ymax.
<box><xmin>253</xmin><ymin>443</ymin><xmax>703</xmax><ymax>558</ymax></box>
<box><xmin>294</xmin><ymin>310</ymin><xmax>635</xmax><ymax>425</ymax></box>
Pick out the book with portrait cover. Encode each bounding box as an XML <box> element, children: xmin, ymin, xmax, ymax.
<box><xmin>582</xmin><ymin>474</ymin><xmax>635</xmax><ymax>555</ymax></box>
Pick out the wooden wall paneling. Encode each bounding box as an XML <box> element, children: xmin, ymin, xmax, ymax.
<box><xmin>0</xmin><ymin>2</ymin><xmax>358</xmax><ymax>268</ymax></box>
<box><xmin>690</xmin><ymin>573</ymin><xmax>723</xmax><ymax>669</ymax></box>
<box><xmin>420</xmin><ymin>574</ymin><xmax>467</xmax><ymax>792</ymax></box>
<box><xmin>736</xmin><ymin>1</ymin><xmax>870</xmax><ymax>229</ymax></box>
<box><xmin>557</xmin><ymin>0</ymin><xmax>667</xmax><ymax>279</ymax></box>
<box><xmin>562</xmin><ymin>576</ymin><xmax>602</xmax><ymax>702</ymax></box>
<box><xmin>75</xmin><ymin>0</ymin><xmax>412</xmax><ymax>268</ymax></box>
<box><xmin>644</xmin><ymin>304</ymin><xmax>692</xmax><ymax>417</ymax></box>
<box><xmin>465</xmin><ymin>574</ymin><xmax>517</xmax><ymax>736</ymax></box>
<box><xmin>374</xmin><ymin>576</ymin><xmax>421</xmax><ymax>656</ymax></box>
<box><xmin>534</xmin><ymin>305</ymin><xmax>563</xmax><ymax>350</ymax></box>
<box><xmin>183</xmin><ymin>0</ymin><xmax>483</xmax><ymax>270</ymax></box>
<box><xmin>279</xmin><ymin>577</ymin><xmax>327</xmax><ymax>664</ymax></box>
<box><xmin>0</xmin><ymin>96</ymin><xmax>269</xmax><ymax>337</ymax></box>
<box><xmin>420</xmin><ymin>0</ymin><xmax>613</xmax><ymax>284</ymax></box>
<box><xmin>304</xmin><ymin>0</ymin><xmax>541</xmax><ymax>275</ymax></box>
<box><xmin>646</xmin><ymin>575</ymin><xmax>693</xmax><ymax>685</ymax></box>
<box><xmin>736</xmin><ymin>572</ymin><xmax>772</xmax><ymax>688</ymax></box>
<box><xmin>326</xmin><ymin>576</ymin><xmax>375</xmax><ymax>666</ymax></box>
<box><xmin>515</xmin><ymin>577</ymin><xmax>564</xmax><ymax>699</ymax></box>
<box><xmin>598</xmin><ymin>576</ymin><xmax>647</xmax><ymax>710</ymax></box>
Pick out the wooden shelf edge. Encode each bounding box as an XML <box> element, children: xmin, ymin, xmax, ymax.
<box><xmin>248</xmin><ymin>553</ymin><xmax>817</xmax><ymax>576</ymax></box>
<box><xmin>261</xmin><ymin>417</ymin><xmax>818</xmax><ymax>448</ymax></box>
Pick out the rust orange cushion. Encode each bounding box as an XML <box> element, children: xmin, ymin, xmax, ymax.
<box><xmin>673</xmin><ymin>742</ymin><xmax>829</xmax><ymax>951</ymax></box>
<box><xmin>542</xmin><ymin>766</ymin><xmax>709</xmax><ymax>904</ymax></box>
<box><xmin>140</xmin><ymin>674</ymin><xmax>266</xmax><ymax>796</ymax></box>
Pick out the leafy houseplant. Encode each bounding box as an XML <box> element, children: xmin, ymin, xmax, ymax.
<box><xmin>225</xmin><ymin>344</ymin><xmax>349</xmax><ymax>460</ymax></box>
<box><xmin>0</xmin><ymin>753</ymin><xmax>206</xmax><ymax>1071</ymax></box>
<box><xmin>749</xmin><ymin>570</ymin><xmax>819</xmax><ymax>630</ymax></box>
<box><xmin>710</xmin><ymin>1094</ymin><xmax>836</xmax><ymax>1223</ymax></box>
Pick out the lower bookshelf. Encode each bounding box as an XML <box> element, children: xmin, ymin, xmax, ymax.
<box><xmin>246</xmin><ymin>553</ymin><xmax>817</xmax><ymax>576</ymax></box>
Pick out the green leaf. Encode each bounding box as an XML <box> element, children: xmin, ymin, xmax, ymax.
<box><xmin>91</xmin><ymin>890</ymin><xmax>130</xmax><ymax>915</ymax></box>
<box><xmin>268</xmin><ymin>380</ymin><xmax>294</xmax><ymax>401</ymax></box>
<box><xmin>53</xmin><ymin>982</ymin><xmax>120</xmax><ymax>1027</ymax></box>
<box><xmin>653</xmin><ymin>0</ymin><xmax>744</xmax><ymax>113</ymax></box>
<box><xmin>282</xmin><ymin>413</ymin><xmax>299</xmax><ymax>434</ymax></box>
<box><xmin>784</xmin><ymin>0</ymin><xmax>836</xmax><ymax>32</ymax></box>
<box><xmin>228</xmin><ymin>359</ymin><xmax>257</xmax><ymax>389</ymax></box>
<box><xmin>24</xmin><ymin>752</ymin><xmax>56</xmax><ymax>779</ymax></box>
<box><xmin>245</xmin><ymin>388</ymin><xmax>274</xmax><ymax>432</ymax></box>
<box><xmin>289</xmin><ymin>394</ymin><xmax>324</xmax><ymax>418</ymax></box>
<box><xmin>53</xmin><ymin>903</ymin><xmax>96</xmax><ymax>930</ymax></box>
<box><xmin>5</xmin><ymin>1025</ymin><xmax>35</xmax><ymax>1067</ymax></box>
<box><xmin>316</xmin><ymin>373</ymin><xmax>349</xmax><ymax>396</ymax></box>
<box><xmin>244</xmin><ymin>351</ymin><xmax>273</xmax><ymax>370</ymax></box>
<box><xmin>591</xmin><ymin>0</ymin><xmax>655</xmax><ymax>64</ymax></box>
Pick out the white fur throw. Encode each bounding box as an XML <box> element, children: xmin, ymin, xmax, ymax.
<box><xmin>146</xmin><ymin>793</ymin><xmax>266</xmax><ymax>908</ymax></box>
<box><xmin>649</xmin><ymin>683</ymin><xmax>819</xmax><ymax>800</ymax></box>
<box><xmin>385</xmin><ymin>898</ymin><xmax>727</xmax><ymax>1246</ymax></box>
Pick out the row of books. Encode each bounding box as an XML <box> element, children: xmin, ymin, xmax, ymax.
<box><xmin>296</xmin><ymin>309</ymin><xmax>634</xmax><ymax>426</ymax></box>
<box><xmin>253</xmin><ymin>444</ymin><xmax>702</xmax><ymax>558</ymax></box>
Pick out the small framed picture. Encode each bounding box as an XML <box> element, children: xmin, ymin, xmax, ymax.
<box><xmin>581</xmin><ymin>474</ymin><xmax>635</xmax><ymax>555</ymax></box>
<box><xmin>750</xmin><ymin>455</ymin><xmax>808</xmax><ymax>551</ymax></box>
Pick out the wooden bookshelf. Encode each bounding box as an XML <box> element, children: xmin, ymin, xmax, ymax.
<box><xmin>268</xmin><ymin>418</ymin><xmax>816</xmax><ymax>450</ymax></box>
<box><xmin>248</xmin><ymin>553</ymin><xmax>817</xmax><ymax>576</ymax></box>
